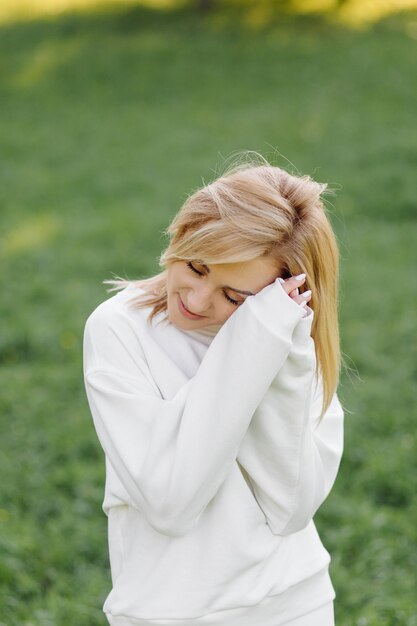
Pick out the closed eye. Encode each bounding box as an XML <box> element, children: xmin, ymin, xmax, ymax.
<box><xmin>186</xmin><ymin>261</ymin><xmax>204</xmax><ymax>277</ymax></box>
<box><xmin>185</xmin><ymin>261</ymin><xmax>242</xmax><ymax>307</ymax></box>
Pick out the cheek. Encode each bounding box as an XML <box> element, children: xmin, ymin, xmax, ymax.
<box><xmin>167</xmin><ymin>268</ymin><xmax>183</xmax><ymax>290</ymax></box>
<box><xmin>218</xmin><ymin>306</ymin><xmax>237</xmax><ymax>324</ymax></box>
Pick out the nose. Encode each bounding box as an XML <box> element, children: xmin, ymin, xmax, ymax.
<box><xmin>186</xmin><ymin>287</ymin><xmax>212</xmax><ymax>315</ymax></box>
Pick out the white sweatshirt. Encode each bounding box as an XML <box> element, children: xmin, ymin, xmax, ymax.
<box><xmin>82</xmin><ymin>278</ymin><xmax>344</xmax><ymax>626</ymax></box>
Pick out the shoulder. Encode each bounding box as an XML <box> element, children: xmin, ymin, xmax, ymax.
<box><xmin>85</xmin><ymin>284</ymin><xmax>145</xmax><ymax>326</ymax></box>
<box><xmin>83</xmin><ymin>285</ymin><xmax>153</xmax><ymax>373</ymax></box>
<box><xmin>84</xmin><ymin>284</ymin><xmax>152</xmax><ymax>348</ymax></box>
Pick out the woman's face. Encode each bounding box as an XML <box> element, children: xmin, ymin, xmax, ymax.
<box><xmin>166</xmin><ymin>256</ymin><xmax>280</xmax><ymax>330</ymax></box>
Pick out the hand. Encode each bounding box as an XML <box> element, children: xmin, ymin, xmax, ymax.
<box><xmin>277</xmin><ymin>274</ymin><xmax>312</xmax><ymax>311</ymax></box>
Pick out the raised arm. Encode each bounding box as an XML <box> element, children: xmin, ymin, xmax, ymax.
<box><xmin>83</xmin><ymin>278</ymin><xmax>307</xmax><ymax>537</ymax></box>
<box><xmin>236</xmin><ymin>313</ymin><xmax>344</xmax><ymax>537</ymax></box>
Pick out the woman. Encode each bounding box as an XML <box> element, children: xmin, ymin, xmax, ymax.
<box><xmin>83</xmin><ymin>153</ymin><xmax>345</xmax><ymax>626</ymax></box>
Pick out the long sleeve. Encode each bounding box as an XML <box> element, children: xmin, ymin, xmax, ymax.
<box><xmin>236</xmin><ymin>316</ymin><xmax>344</xmax><ymax>537</ymax></box>
<box><xmin>83</xmin><ymin>279</ymin><xmax>309</xmax><ymax>537</ymax></box>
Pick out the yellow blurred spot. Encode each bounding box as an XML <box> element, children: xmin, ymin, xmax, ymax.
<box><xmin>0</xmin><ymin>509</ymin><xmax>10</xmax><ymax>521</ymax></box>
<box><xmin>294</xmin><ymin>0</ymin><xmax>335</xmax><ymax>12</ymax></box>
<box><xmin>405</xmin><ymin>19</ymin><xmax>417</xmax><ymax>37</ymax></box>
<box><xmin>334</xmin><ymin>0</ymin><xmax>417</xmax><ymax>28</ymax></box>
<box><xmin>1</xmin><ymin>0</ymin><xmax>417</xmax><ymax>28</ymax></box>
<box><xmin>60</xmin><ymin>330</ymin><xmax>77</xmax><ymax>350</ymax></box>
<box><xmin>1</xmin><ymin>214</ymin><xmax>60</xmax><ymax>257</ymax></box>
<box><xmin>243</xmin><ymin>3</ymin><xmax>275</xmax><ymax>30</ymax></box>
<box><xmin>14</xmin><ymin>40</ymin><xmax>81</xmax><ymax>88</ymax></box>
<box><xmin>0</xmin><ymin>0</ymin><xmax>181</xmax><ymax>24</ymax></box>
<box><xmin>290</xmin><ymin>0</ymin><xmax>417</xmax><ymax>28</ymax></box>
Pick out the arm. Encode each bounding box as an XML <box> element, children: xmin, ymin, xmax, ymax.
<box><xmin>83</xmin><ymin>279</ymin><xmax>307</xmax><ymax>537</ymax></box>
<box><xmin>236</xmin><ymin>312</ymin><xmax>344</xmax><ymax>537</ymax></box>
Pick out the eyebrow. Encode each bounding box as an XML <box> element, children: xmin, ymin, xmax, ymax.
<box><xmin>196</xmin><ymin>262</ymin><xmax>255</xmax><ymax>296</ymax></box>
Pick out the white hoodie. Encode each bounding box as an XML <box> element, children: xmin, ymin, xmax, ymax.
<box><xmin>82</xmin><ymin>278</ymin><xmax>344</xmax><ymax>626</ymax></box>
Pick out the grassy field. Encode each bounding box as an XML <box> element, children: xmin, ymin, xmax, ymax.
<box><xmin>1</xmin><ymin>2</ymin><xmax>416</xmax><ymax>625</ymax></box>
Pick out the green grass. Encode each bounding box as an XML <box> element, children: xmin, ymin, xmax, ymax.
<box><xmin>1</xmin><ymin>3</ymin><xmax>416</xmax><ymax>625</ymax></box>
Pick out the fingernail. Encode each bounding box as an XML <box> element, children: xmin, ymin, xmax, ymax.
<box><xmin>277</xmin><ymin>277</ymin><xmax>285</xmax><ymax>284</ymax></box>
<box><xmin>300</xmin><ymin>300</ymin><xmax>308</xmax><ymax>307</ymax></box>
<box><xmin>294</xmin><ymin>273</ymin><xmax>306</xmax><ymax>281</ymax></box>
<box><xmin>302</xmin><ymin>290</ymin><xmax>312</xmax><ymax>298</ymax></box>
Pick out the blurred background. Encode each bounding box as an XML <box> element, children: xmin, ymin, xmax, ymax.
<box><xmin>1</xmin><ymin>1</ymin><xmax>416</xmax><ymax>624</ymax></box>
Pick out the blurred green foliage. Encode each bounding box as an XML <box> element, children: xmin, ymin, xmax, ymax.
<box><xmin>0</xmin><ymin>2</ymin><xmax>416</xmax><ymax>625</ymax></box>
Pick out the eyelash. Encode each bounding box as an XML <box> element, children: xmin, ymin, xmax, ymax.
<box><xmin>186</xmin><ymin>261</ymin><xmax>241</xmax><ymax>306</ymax></box>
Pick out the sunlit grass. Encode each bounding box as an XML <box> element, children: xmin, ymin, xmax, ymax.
<box><xmin>334</xmin><ymin>0</ymin><xmax>417</xmax><ymax>27</ymax></box>
<box><xmin>0</xmin><ymin>0</ymin><xmax>181</xmax><ymax>24</ymax></box>
<box><xmin>241</xmin><ymin>0</ymin><xmax>417</xmax><ymax>30</ymax></box>
<box><xmin>2</xmin><ymin>0</ymin><xmax>417</xmax><ymax>27</ymax></box>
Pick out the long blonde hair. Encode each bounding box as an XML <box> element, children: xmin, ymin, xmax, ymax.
<box><xmin>104</xmin><ymin>152</ymin><xmax>343</xmax><ymax>421</ymax></box>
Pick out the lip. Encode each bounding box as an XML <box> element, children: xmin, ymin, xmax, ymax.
<box><xmin>177</xmin><ymin>294</ymin><xmax>206</xmax><ymax>320</ymax></box>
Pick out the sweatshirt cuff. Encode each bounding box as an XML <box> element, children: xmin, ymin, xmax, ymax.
<box><xmin>243</xmin><ymin>277</ymin><xmax>313</xmax><ymax>339</ymax></box>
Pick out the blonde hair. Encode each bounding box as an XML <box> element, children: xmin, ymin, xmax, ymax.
<box><xmin>104</xmin><ymin>152</ymin><xmax>344</xmax><ymax>421</ymax></box>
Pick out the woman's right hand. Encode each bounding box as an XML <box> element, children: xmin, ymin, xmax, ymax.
<box><xmin>277</xmin><ymin>274</ymin><xmax>312</xmax><ymax>310</ymax></box>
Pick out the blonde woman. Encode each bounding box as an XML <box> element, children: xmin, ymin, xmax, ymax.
<box><xmin>83</xmin><ymin>153</ymin><xmax>345</xmax><ymax>626</ymax></box>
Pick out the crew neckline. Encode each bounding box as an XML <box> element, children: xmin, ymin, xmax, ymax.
<box><xmin>181</xmin><ymin>322</ymin><xmax>223</xmax><ymax>338</ymax></box>
<box><xmin>160</xmin><ymin>313</ymin><xmax>223</xmax><ymax>343</ymax></box>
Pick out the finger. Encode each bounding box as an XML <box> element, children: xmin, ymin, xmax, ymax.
<box><xmin>277</xmin><ymin>273</ymin><xmax>306</xmax><ymax>294</ymax></box>
<box><xmin>293</xmin><ymin>289</ymin><xmax>312</xmax><ymax>305</ymax></box>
